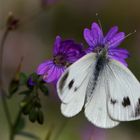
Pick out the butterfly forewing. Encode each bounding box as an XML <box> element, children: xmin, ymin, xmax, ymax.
<box><xmin>107</xmin><ymin>59</ymin><xmax>140</xmax><ymax>121</ymax></box>
<box><xmin>57</xmin><ymin>53</ymin><xmax>96</xmax><ymax>104</ymax></box>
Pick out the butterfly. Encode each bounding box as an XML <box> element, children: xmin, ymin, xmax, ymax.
<box><xmin>56</xmin><ymin>23</ymin><xmax>140</xmax><ymax>128</ymax></box>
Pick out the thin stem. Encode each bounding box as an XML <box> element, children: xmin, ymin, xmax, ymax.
<box><xmin>10</xmin><ymin>110</ymin><xmax>22</xmax><ymax>140</ymax></box>
<box><xmin>0</xmin><ymin>28</ymin><xmax>13</xmax><ymax>130</ymax></box>
<box><xmin>0</xmin><ymin>28</ymin><xmax>9</xmax><ymax>87</ymax></box>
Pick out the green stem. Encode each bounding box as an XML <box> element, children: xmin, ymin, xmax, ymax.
<box><xmin>10</xmin><ymin>110</ymin><xmax>22</xmax><ymax>140</ymax></box>
<box><xmin>0</xmin><ymin>28</ymin><xmax>13</xmax><ymax>137</ymax></box>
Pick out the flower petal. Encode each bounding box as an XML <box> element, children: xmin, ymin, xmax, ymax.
<box><xmin>91</xmin><ymin>22</ymin><xmax>104</xmax><ymax>44</ymax></box>
<box><xmin>36</xmin><ymin>60</ymin><xmax>53</xmax><ymax>75</ymax></box>
<box><xmin>107</xmin><ymin>32</ymin><xmax>125</xmax><ymax>48</ymax></box>
<box><xmin>109</xmin><ymin>48</ymin><xmax>129</xmax><ymax>59</ymax></box>
<box><xmin>84</xmin><ymin>28</ymin><xmax>97</xmax><ymax>48</ymax></box>
<box><xmin>43</xmin><ymin>65</ymin><xmax>65</xmax><ymax>83</ymax></box>
<box><xmin>53</xmin><ymin>36</ymin><xmax>62</xmax><ymax>55</ymax></box>
<box><xmin>66</xmin><ymin>44</ymin><xmax>85</xmax><ymax>63</ymax></box>
<box><xmin>84</xmin><ymin>46</ymin><xmax>95</xmax><ymax>54</ymax></box>
<box><xmin>104</xmin><ymin>26</ymin><xmax>118</xmax><ymax>42</ymax></box>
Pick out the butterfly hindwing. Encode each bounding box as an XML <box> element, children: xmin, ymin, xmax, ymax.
<box><xmin>107</xmin><ymin>59</ymin><xmax>140</xmax><ymax>121</ymax></box>
<box><xmin>84</xmin><ymin>66</ymin><xmax>120</xmax><ymax>128</ymax></box>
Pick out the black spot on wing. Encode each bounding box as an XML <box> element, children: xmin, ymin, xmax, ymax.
<box><xmin>135</xmin><ymin>98</ymin><xmax>140</xmax><ymax>117</ymax></box>
<box><xmin>122</xmin><ymin>97</ymin><xmax>131</xmax><ymax>107</ymax></box>
<box><xmin>139</xmin><ymin>98</ymin><xmax>140</xmax><ymax>104</ymax></box>
<box><xmin>59</xmin><ymin>71</ymin><xmax>69</xmax><ymax>92</ymax></box>
<box><xmin>68</xmin><ymin>79</ymin><xmax>74</xmax><ymax>89</ymax></box>
<box><xmin>110</xmin><ymin>98</ymin><xmax>117</xmax><ymax>105</ymax></box>
<box><xmin>74</xmin><ymin>87</ymin><xmax>78</xmax><ymax>92</ymax></box>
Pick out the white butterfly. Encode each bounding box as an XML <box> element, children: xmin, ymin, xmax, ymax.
<box><xmin>56</xmin><ymin>48</ymin><xmax>140</xmax><ymax>128</ymax></box>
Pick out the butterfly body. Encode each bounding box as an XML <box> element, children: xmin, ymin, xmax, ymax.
<box><xmin>85</xmin><ymin>48</ymin><xmax>108</xmax><ymax>103</ymax></box>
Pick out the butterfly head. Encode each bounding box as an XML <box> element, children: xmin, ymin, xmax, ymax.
<box><xmin>95</xmin><ymin>45</ymin><xmax>108</xmax><ymax>60</ymax></box>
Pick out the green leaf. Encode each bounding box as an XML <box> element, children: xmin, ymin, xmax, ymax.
<box><xmin>8</xmin><ymin>79</ymin><xmax>19</xmax><ymax>97</ymax></box>
<box><xmin>39</xmin><ymin>83</ymin><xmax>49</xmax><ymax>96</ymax></box>
<box><xmin>29</xmin><ymin>108</ymin><xmax>37</xmax><ymax>123</ymax></box>
<box><xmin>19</xmin><ymin>72</ymin><xmax>28</xmax><ymax>85</ymax></box>
<box><xmin>22</xmin><ymin>102</ymin><xmax>34</xmax><ymax>115</ymax></box>
<box><xmin>17</xmin><ymin>131</ymin><xmax>40</xmax><ymax>140</ymax></box>
<box><xmin>37</xmin><ymin>110</ymin><xmax>44</xmax><ymax>124</ymax></box>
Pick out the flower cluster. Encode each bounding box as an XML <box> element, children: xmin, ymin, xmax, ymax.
<box><xmin>37</xmin><ymin>22</ymin><xmax>129</xmax><ymax>83</ymax></box>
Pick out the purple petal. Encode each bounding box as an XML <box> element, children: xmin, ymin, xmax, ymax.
<box><xmin>37</xmin><ymin>60</ymin><xmax>53</xmax><ymax>75</ymax></box>
<box><xmin>84</xmin><ymin>28</ymin><xmax>97</xmax><ymax>48</ymax></box>
<box><xmin>53</xmin><ymin>36</ymin><xmax>62</xmax><ymax>55</ymax></box>
<box><xmin>66</xmin><ymin>44</ymin><xmax>85</xmax><ymax>62</ymax></box>
<box><xmin>104</xmin><ymin>26</ymin><xmax>118</xmax><ymax>42</ymax></box>
<box><xmin>84</xmin><ymin>46</ymin><xmax>95</xmax><ymax>54</ymax></box>
<box><xmin>109</xmin><ymin>48</ymin><xmax>129</xmax><ymax>59</ymax></box>
<box><xmin>107</xmin><ymin>32</ymin><xmax>125</xmax><ymax>48</ymax></box>
<box><xmin>58</xmin><ymin>40</ymin><xmax>75</xmax><ymax>54</ymax></box>
<box><xmin>43</xmin><ymin>65</ymin><xmax>65</xmax><ymax>83</ymax></box>
<box><xmin>109</xmin><ymin>55</ymin><xmax>128</xmax><ymax>66</ymax></box>
<box><xmin>91</xmin><ymin>22</ymin><xmax>104</xmax><ymax>44</ymax></box>
<box><xmin>43</xmin><ymin>65</ymin><xmax>57</xmax><ymax>82</ymax></box>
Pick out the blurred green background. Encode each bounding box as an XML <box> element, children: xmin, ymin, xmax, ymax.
<box><xmin>0</xmin><ymin>0</ymin><xmax>140</xmax><ymax>140</ymax></box>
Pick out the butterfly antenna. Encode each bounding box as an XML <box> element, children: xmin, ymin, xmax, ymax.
<box><xmin>124</xmin><ymin>30</ymin><xmax>136</xmax><ymax>39</ymax></box>
<box><xmin>96</xmin><ymin>13</ymin><xmax>103</xmax><ymax>31</ymax></box>
<box><xmin>105</xmin><ymin>30</ymin><xmax>136</xmax><ymax>48</ymax></box>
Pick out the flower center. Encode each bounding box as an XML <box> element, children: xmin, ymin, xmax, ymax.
<box><xmin>53</xmin><ymin>54</ymin><xmax>67</xmax><ymax>66</ymax></box>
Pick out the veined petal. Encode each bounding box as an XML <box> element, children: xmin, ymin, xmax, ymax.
<box><xmin>84</xmin><ymin>28</ymin><xmax>97</xmax><ymax>48</ymax></box>
<box><xmin>84</xmin><ymin>46</ymin><xmax>95</xmax><ymax>54</ymax></box>
<box><xmin>107</xmin><ymin>32</ymin><xmax>125</xmax><ymax>48</ymax></box>
<box><xmin>53</xmin><ymin>36</ymin><xmax>62</xmax><ymax>55</ymax></box>
<box><xmin>37</xmin><ymin>60</ymin><xmax>53</xmax><ymax>75</ymax></box>
<box><xmin>104</xmin><ymin>26</ymin><xmax>118</xmax><ymax>42</ymax></box>
<box><xmin>91</xmin><ymin>22</ymin><xmax>104</xmax><ymax>44</ymax></box>
<box><xmin>43</xmin><ymin>65</ymin><xmax>64</xmax><ymax>83</ymax></box>
<box><xmin>109</xmin><ymin>48</ymin><xmax>129</xmax><ymax>59</ymax></box>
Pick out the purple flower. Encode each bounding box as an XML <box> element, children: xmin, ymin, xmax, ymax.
<box><xmin>27</xmin><ymin>77</ymin><xmax>36</xmax><ymax>87</ymax></box>
<box><xmin>84</xmin><ymin>22</ymin><xmax>129</xmax><ymax>66</ymax></box>
<box><xmin>37</xmin><ymin>36</ymin><xmax>85</xmax><ymax>83</ymax></box>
